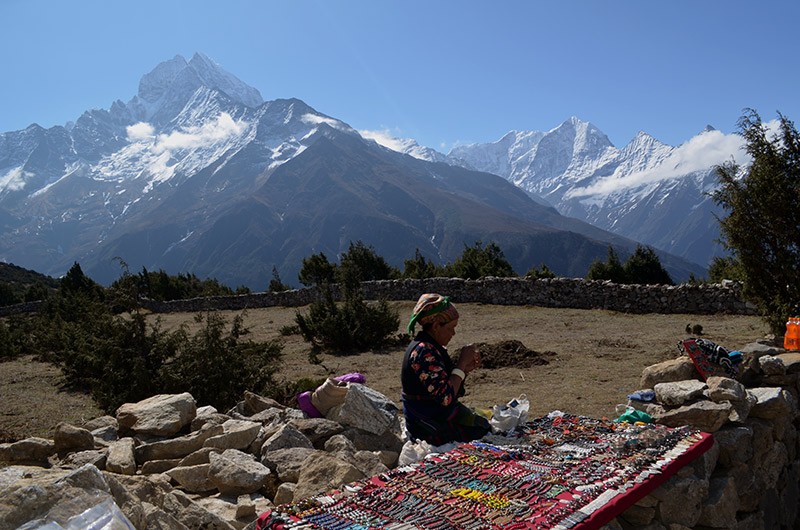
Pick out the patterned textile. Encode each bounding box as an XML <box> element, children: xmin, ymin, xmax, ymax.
<box><xmin>679</xmin><ymin>337</ymin><xmax>742</xmax><ymax>380</ymax></box>
<box><xmin>407</xmin><ymin>293</ymin><xmax>459</xmax><ymax>333</ymax></box>
<box><xmin>257</xmin><ymin>413</ymin><xmax>712</xmax><ymax>530</ymax></box>
<box><xmin>401</xmin><ymin>332</ymin><xmax>490</xmax><ymax>445</ymax></box>
<box><xmin>408</xmin><ymin>339</ymin><xmax>461</xmax><ymax>409</ymax></box>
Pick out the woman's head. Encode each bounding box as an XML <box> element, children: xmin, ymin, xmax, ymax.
<box><xmin>407</xmin><ymin>293</ymin><xmax>459</xmax><ymax>343</ymax></box>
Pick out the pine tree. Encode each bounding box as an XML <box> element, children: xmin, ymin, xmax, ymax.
<box><xmin>713</xmin><ymin>109</ymin><xmax>800</xmax><ymax>334</ymax></box>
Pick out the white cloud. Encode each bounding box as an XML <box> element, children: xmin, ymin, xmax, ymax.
<box><xmin>568</xmin><ymin>129</ymin><xmax>751</xmax><ymax>197</ymax></box>
<box><xmin>126</xmin><ymin>122</ymin><xmax>155</xmax><ymax>142</ymax></box>
<box><xmin>359</xmin><ymin>128</ymin><xmax>415</xmax><ymax>152</ymax></box>
<box><xmin>301</xmin><ymin>113</ymin><xmax>343</xmax><ymax>129</ymax></box>
<box><xmin>0</xmin><ymin>166</ymin><xmax>32</xmax><ymax>192</ymax></box>
<box><xmin>152</xmin><ymin>113</ymin><xmax>246</xmax><ymax>154</ymax></box>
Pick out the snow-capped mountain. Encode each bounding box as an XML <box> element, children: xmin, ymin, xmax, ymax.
<box><xmin>386</xmin><ymin>119</ymin><xmax>741</xmax><ymax>269</ymax></box>
<box><xmin>0</xmin><ymin>54</ymin><xmax>705</xmax><ymax>288</ymax></box>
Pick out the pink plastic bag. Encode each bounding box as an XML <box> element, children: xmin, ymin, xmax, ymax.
<box><xmin>334</xmin><ymin>372</ymin><xmax>366</xmax><ymax>384</ymax></box>
<box><xmin>297</xmin><ymin>390</ymin><xmax>322</xmax><ymax>418</ymax></box>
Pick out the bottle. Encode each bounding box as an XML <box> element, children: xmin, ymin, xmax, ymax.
<box><xmin>785</xmin><ymin>317</ymin><xmax>800</xmax><ymax>351</ymax></box>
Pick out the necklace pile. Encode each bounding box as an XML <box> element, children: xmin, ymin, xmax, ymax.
<box><xmin>261</xmin><ymin>413</ymin><xmax>708</xmax><ymax>530</ymax></box>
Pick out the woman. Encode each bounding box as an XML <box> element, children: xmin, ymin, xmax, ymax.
<box><xmin>401</xmin><ymin>293</ymin><xmax>491</xmax><ymax>445</ymax></box>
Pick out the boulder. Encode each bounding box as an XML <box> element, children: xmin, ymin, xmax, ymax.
<box><xmin>653</xmin><ymin>380</ymin><xmax>707</xmax><ymax>406</ymax></box>
<box><xmin>259</xmin><ymin>424</ymin><xmax>313</xmax><ymax>455</ymax></box>
<box><xmin>53</xmin><ymin>422</ymin><xmax>95</xmax><ymax>456</ymax></box>
<box><xmin>640</xmin><ymin>357</ymin><xmax>697</xmax><ymax>389</ymax></box>
<box><xmin>106</xmin><ymin>437</ymin><xmax>137</xmax><ymax>475</ymax></box>
<box><xmin>243</xmin><ymin>391</ymin><xmax>284</xmax><ymax>415</ymax></box>
<box><xmin>273</xmin><ymin>482</ymin><xmax>296</xmax><ymax>505</ymax></box>
<box><xmin>261</xmin><ymin>447</ymin><xmax>318</xmax><ymax>483</ymax></box>
<box><xmin>166</xmin><ymin>463</ymin><xmax>215</xmax><ymax>494</ymax></box>
<box><xmin>293</xmin><ymin>452</ymin><xmax>364</xmax><ymax>502</ymax></box>
<box><xmin>117</xmin><ymin>393</ymin><xmax>197</xmax><ymax>437</ymax></box>
<box><xmin>653</xmin><ymin>400</ymin><xmax>732</xmax><ymax>432</ymax></box>
<box><xmin>749</xmin><ymin>387</ymin><xmax>797</xmax><ymax>420</ymax></box>
<box><xmin>0</xmin><ymin>437</ymin><xmax>56</xmax><ymax>465</ymax></box>
<box><xmin>204</xmin><ymin>420</ymin><xmax>262</xmax><ymax>451</ymax></box>
<box><xmin>161</xmin><ymin>488</ymin><xmax>236</xmax><ymax>530</ymax></box>
<box><xmin>705</xmin><ymin>376</ymin><xmax>747</xmax><ymax>403</ymax></box>
<box><xmin>759</xmin><ymin>355</ymin><xmax>787</xmax><ymax>375</ymax></box>
<box><xmin>650</xmin><ymin>474</ymin><xmax>709</xmax><ymax>527</ymax></box>
<box><xmin>136</xmin><ymin>422</ymin><xmax>224</xmax><ymax>463</ymax></box>
<box><xmin>208</xmin><ymin>449</ymin><xmax>273</xmax><ymax>496</ymax></box>
<box><xmin>327</xmin><ymin>384</ymin><xmax>398</xmax><ymax>436</ymax></box>
<box><xmin>697</xmin><ymin>476</ymin><xmax>738</xmax><ymax>528</ymax></box>
<box><xmin>288</xmin><ymin>418</ymin><xmax>345</xmax><ymax>449</ymax></box>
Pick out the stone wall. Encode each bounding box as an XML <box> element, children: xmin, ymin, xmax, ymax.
<box><xmin>135</xmin><ymin>277</ymin><xmax>756</xmax><ymax>315</ymax></box>
<box><xmin>607</xmin><ymin>342</ymin><xmax>800</xmax><ymax>529</ymax></box>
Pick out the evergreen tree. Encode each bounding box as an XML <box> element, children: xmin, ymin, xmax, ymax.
<box><xmin>337</xmin><ymin>240</ymin><xmax>400</xmax><ymax>282</ymax></box>
<box><xmin>707</xmin><ymin>256</ymin><xmax>745</xmax><ymax>283</ymax></box>
<box><xmin>298</xmin><ymin>252</ymin><xmax>337</xmax><ymax>286</ymax></box>
<box><xmin>623</xmin><ymin>245</ymin><xmax>674</xmax><ymax>285</ymax></box>
<box><xmin>448</xmin><ymin>241</ymin><xmax>515</xmax><ymax>279</ymax></box>
<box><xmin>403</xmin><ymin>249</ymin><xmax>441</xmax><ymax>279</ymax></box>
<box><xmin>586</xmin><ymin>246</ymin><xmax>626</xmax><ymax>283</ymax></box>
<box><xmin>525</xmin><ymin>263</ymin><xmax>556</xmax><ymax>279</ymax></box>
<box><xmin>268</xmin><ymin>266</ymin><xmax>291</xmax><ymax>292</ymax></box>
<box><xmin>713</xmin><ymin>109</ymin><xmax>800</xmax><ymax>334</ymax></box>
<box><xmin>0</xmin><ymin>283</ymin><xmax>20</xmax><ymax>307</ymax></box>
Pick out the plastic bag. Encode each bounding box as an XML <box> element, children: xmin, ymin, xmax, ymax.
<box><xmin>19</xmin><ymin>497</ymin><xmax>135</xmax><ymax>530</ymax></box>
<box><xmin>613</xmin><ymin>405</ymin><xmax>653</xmax><ymax>424</ymax></box>
<box><xmin>397</xmin><ymin>439</ymin><xmax>457</xmax><ymax>465</ymax></box>
<box><xmin>490</xmin><ymin>394</ymin><xmax>529</xmax><ymax>434</ymax></box>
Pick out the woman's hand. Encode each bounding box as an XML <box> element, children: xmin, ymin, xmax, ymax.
<box><xmin>457</xmin><ymin>343</ymin><xmax>481</xmax><ymax>374</ymax></box>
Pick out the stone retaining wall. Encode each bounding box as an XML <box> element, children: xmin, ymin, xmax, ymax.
<box><xmin>136</xmin><ymin>277</ymin><xmax>756</xmax><ymax>315</ymax></box>
<box><xmin>609</xmin><ymin>342</ymin><xmax>800</xmax><ymax>529</ymax></box>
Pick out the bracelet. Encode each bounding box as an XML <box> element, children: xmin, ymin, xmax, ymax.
<box><xmin>451</xmin><ymin>368</ymin><xmax>466</xmax><ymax>380</ymax></box>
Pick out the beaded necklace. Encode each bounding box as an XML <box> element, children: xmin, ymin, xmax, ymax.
<box><xmin>264</xmin><ymin>414</ymin><xmax>706</xmax><ymax>530</ymax></box>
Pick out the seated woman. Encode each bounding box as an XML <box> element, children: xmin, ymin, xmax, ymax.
<box><xmin>401</xmin><ymin>293</ymin><xmax>491</xmax><ymax>445</ymax></box>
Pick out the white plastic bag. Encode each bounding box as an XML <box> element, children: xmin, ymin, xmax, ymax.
<box><xmin>398</xmin><ymin>439</ymin><xmax>432</xmax><ymax>466</ymax></box>
<box><xmin>490</xmin><ymin>394</ymin><xmax>529</xmax><ymax>434</ymax></box>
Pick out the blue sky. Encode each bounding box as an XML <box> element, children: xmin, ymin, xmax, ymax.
<box><xmin>1</xmin><ymin>0</ymin><xmax>797</xmax><ymax>152</ymax></box>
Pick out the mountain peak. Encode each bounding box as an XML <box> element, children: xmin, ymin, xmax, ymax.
<box><xmin>136</xmin><ymin>53</ymin><xmax>263</xmax><ymax>111</ymax></box>
<box><xmin>137</xmin><ymin>55</ymin><xmax>189</xmax><ymax>103</ymax></box>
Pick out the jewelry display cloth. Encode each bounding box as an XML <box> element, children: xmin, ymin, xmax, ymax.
<box><xmin>256</xmin><ymin>413</ymin><xmax>713</xmax><ymax>530</ymax></box>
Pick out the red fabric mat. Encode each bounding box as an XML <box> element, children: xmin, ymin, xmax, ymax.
<box><xmin>257</xmin><ymin>413</ymin><xmax>713</xmax><ymax>530</ymax></box>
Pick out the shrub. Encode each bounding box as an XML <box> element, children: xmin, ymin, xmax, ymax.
<box><xmin>295</xmin><ymin>271</ymin><xmax>400</xmax><ymax>355</ymax></box>
<box><xmin>623</xmin><ymin>245</ymin><xmax>674</xmax><ymax>285</ymax></box>
<box><xmin>28</xmin><ymin>273</ymin><xmax>284</xmax><ymax>413</ymax></box>
<box><xmin>160</xmin><ymin>312</ymin><xmax>284</xmax><ymax>412</ymax></box>
<box><xmin>279</xmin><ymin>324</ymin><xmax>301</xmax><ymax>336</ymax></box>
<box><xmin>525</xmin><ymin>264</ymin><xmax>556</xmax><ymax>279</ymax></box>
<box><xmin>109</xmin><ymin>266</ymin><xmax>240</xmax><ymax>302</ymax></box>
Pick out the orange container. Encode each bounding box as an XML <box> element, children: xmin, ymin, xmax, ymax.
<box><xmin>785</xmin><ymin>317</ymin><xmax>800</xmax><ymax>351</ymax></box>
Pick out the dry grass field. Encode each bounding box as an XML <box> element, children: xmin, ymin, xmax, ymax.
<box><xmin>0</xmin><ymin>303</ymin><xmax>769</xmax><ymax>441</ymax></box>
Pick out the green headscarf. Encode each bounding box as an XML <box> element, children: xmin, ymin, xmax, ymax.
<box><xmin>407</xmin><ymin>293</ymin><xmax>459</xmax><ymax>333</ymax></box>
